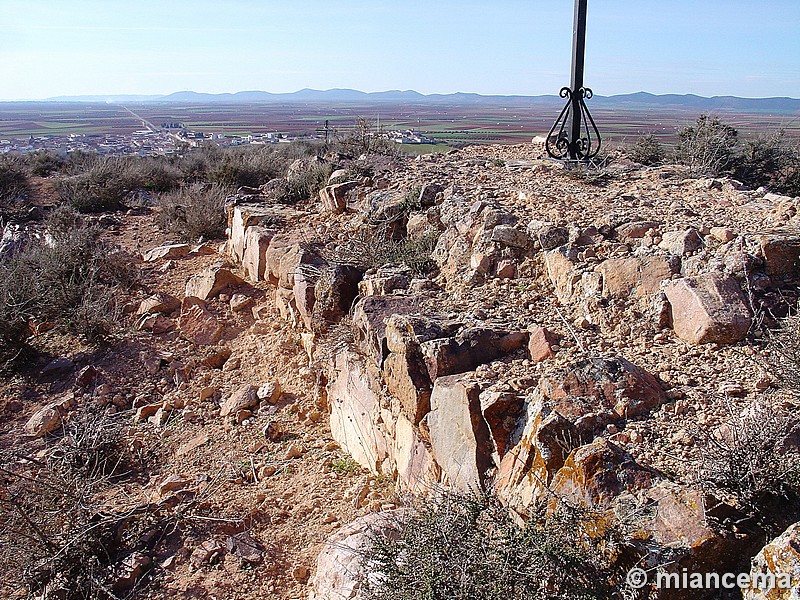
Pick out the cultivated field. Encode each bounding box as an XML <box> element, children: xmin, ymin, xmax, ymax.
<box><xmin>1</xmin><ymin>100</ymin><xmax>799</xmax><ymax>148</ymax></box>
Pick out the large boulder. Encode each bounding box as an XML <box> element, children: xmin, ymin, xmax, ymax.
<box><xmin>310</xmin><ymin>510</ymin><xmax>411</xmax><ymax>600</ymax></box>
<box><xmin>549</xmin><ymin>438</ymin><xmax>653</xmax><ymax>507</ymax></box>
<box><xmin>425</xmin><ymin>373</ymin><xmax>493</xmax><ymax>491</ymax></box>
<box><xmin>539</xmin><ymin>357</ymin><xmax>666</xmax><ymax>437</ymax></box>
<box><xmin>228</xmin><ymin>203</ymin><xmax>278</xmax><ymax>264</ymax></box>
<box><xmin>664</xmin><ymin>273</ymin><xmax>752</xmax><ymax>345</ymax></box>
<box><xmin>328</xmin><ymin>351</ymin><xmax>390</xmax><ymax>473</ymax></box>
<box><xmin>185</xmin><ymin>263</ymin><xmax>243</xmax><ymax>300</ymax></box>
<box><xmin>392</xmin><ymin>415</ymin><xmax>440</xmax><ymax>493</ymax></box>
<box><xmin>241</xmin><ymin>226</ymin><xmax>276</xmax><ymax>282</ymax></box>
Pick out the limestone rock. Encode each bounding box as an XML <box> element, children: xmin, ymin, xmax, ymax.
<box><xmin>142</xmin><ymin>243</ymin><xmax>190</xmax><ymax>262</ymax></box>
<box><xmin>544</xmin><ymin>246</ymin><xmax>581</xmax><ymax>304</ymax></box>
<box><xmin>528</xmin><ymin>326</ymin><xmax>561</xmax><ymax>362</ymax></box>
<box><xmin>310</xmin><ymin>510</ymin><xmax>410</xmax><ymax>600</ymax></box>
<box><xmin>328</xmin><ymin>351</ymin><xmax>390</xmax><ymax>472</ymax></box>
<box><xmin>596</xmin><ymin>255</ymin><xmax>673</xmax><ymax>297</ymax></box>
<box><xmin>241</xmin><ymin>226</ymin><xmax>276</xmax><ymax>282</ymax></box>
<box><xmin>352</xmin><ymin>295</ymin><xmax>420</xmax><ymax>367</ymax></box>
<box><xmin>185</xmin><ymin>263</ymin><xmax>243</xmax><ymax>300</ymax></box>
<box><xmin>490</xmin><ymin>224</ymin><xmax>531</xmax><ymax>249</ymax></box>
<box><xmin>137</xmin><ymin>293</ymin><xmax>180</xmax><ymax>315</ymax></box>
<box><xmin>664</xmin><ymin>273</ymin><xmax>751</xmax><ymax>345</ymax></box>
<box><xmin>420</xmin><ymin>327</ymin><xmax>528</xmax><ymax>381</ymax></box>
<box><xmin>256</xmin><ymin>381</ymin><xmax>281</xmax><ymax>404</ymax></box>
<box><xmin>320</xmin><ymin>181</ymin><xmax>357</xmax><ymax>214</ymax></box>
<box><xmin>24</xmin><ymin>402</ymin><xmax>65</xmax><ymax>437</ymax></box>
<box><xmin>426</xmin><ymin>373</ymin><xmax>493</xmax><ymax>491</ymax></box>
<box><xmin>659</xmin><ymin>228</ymin><xmax>704</xmax><ymax>255</ymax></box>
<box><xmin>760</xmin><ymin>234</ymin><xmax>800</xmax><ymax>281</ymax></box>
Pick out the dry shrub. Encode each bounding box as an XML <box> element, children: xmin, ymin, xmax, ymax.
<box><xmin>696</xmin><ymin>397</ymin><xmax>800</xmax><ymax>516</ymax></box>
<box><xmin>0</xmin><ymin>407</ymin><xmax>158</xmax><ymax>599</ymax></box>
<box><xmin>156</xmin><ymin>182</ymin><xmax>230</xmax><ymax>241</ymax></box>
<box><xmin>56</xmin><ymin>159</ymin><xmax>141</xmax><ymax>213</ymax></box>
<box><xmin>675</xmin><ymin>114</ymin><xmax>740</xmax><ymax>177</ymax></box>
<box><xmin>0</xmin><ymin>157</ymin><xmax>30</xmax><ymax>209</ymax></box>
<box><xmin>361</xmin><ymin>491</ymin><xmax>617</xmax><ymax>600</ymax></box>
<box><xmin>327</xmin><ymin>227</ymin><xmax>439</xmax><ymax>276</ymax></box>
<box><xmin>628</xmin><ymin>133</ymin><xmax>666</xmax><ymax>166</ymax></box>
<box><xmin>0</xmin><ymin>206</ymin><xmax>122</xmax><ymax>366</ymax></box>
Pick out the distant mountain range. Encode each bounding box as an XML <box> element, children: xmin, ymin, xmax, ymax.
<box><xmin>39</xmin><ymin>89</ymin><xmax>800</xmax><ymax>112</ymax></box>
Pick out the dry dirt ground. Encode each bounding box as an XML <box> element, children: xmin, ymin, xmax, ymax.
<box><xmin>1</xmin><ymin>143</ymin><xmax>798</xmax><ymax>599</ymax></box>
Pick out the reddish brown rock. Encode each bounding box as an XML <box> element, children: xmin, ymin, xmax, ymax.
<box><xmin>421</xmin><ymin>327</ymin><xmax>528</xmax><ymax>381</ymax></box>
<box><xmin>528</xmin><ymin>326</ymin><xmax>561</xmax><ymax>362</ymax></box>
<box><xmin>664</xmin><ymin>273</ymin><xmax>752</xmax><ymax>345</ymax></box>
<box><xmin>220</xmin><ymin>384</ymin><xmax>259</xmax><ymax>417</ymax></box>
<box><xmin>179</xmin><ymin>298</ymin><xmax>223</xmax><ymax>345</ymax></box>
<box><xmin>540</xmin><ymin>357</ymin><xmax>666</xmax><ymax>436</ymax></box>
<box><xmin>185</xmin><ymin>263</ymin><xmax>243</xmax><ymax>300</ymax></box>
<box><xmin>549</xmin><ymin>438</ymin><xmax>653</xmax><ymax>507</ymax></box>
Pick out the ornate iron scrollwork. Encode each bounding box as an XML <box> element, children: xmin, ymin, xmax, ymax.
<box><xmin>545</xmin><ymin>86</ymin><xmax>601</xmax><ymax>161</ymax></box>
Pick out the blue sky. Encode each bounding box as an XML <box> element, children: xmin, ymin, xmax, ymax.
<box><xmin>2</xmin><ymin>0</ymin><xmax>799</xmax><ymax>99</ymax></box>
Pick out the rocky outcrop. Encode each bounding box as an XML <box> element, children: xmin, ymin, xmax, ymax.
<box><xmin>310</xmin><ymin>510</ymin><xmax>410</xmax><ymax>600</ymax></box>
<box><xmin>745</xmin><ymin>521</ymin><xmax>800</xmax><ymax>599</ymax></box>
<box><xmin>664</xmin><ymin>273</ymin><xmax>752</xmax><ymax>344</ymax></box>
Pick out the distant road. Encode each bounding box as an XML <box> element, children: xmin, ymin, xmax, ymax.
<box><xmin>119</xmin><ymin>104</ymin><xmax>187</xmax><ymax>145</ymax></box>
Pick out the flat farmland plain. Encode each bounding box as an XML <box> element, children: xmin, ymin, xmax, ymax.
<box><xmin>1</xmin><ymin>100</ymin><xmax>798</xmax><ymax>148</ymax></box>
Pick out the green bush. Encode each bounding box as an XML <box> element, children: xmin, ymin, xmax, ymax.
<box><xmin>362</xmin><ymin>491</ymin><xmax>615</xmax><ymax>600</ymax></box>
<box><xmin>674</xmin><ymin>114</ymin><xmax>740</xmax><ymax>177</ymax></box>
<box><xmin>156</xmin><ymin>182</ymin><xmax>230</xmax><ymax>241</ymax></box>
<box><xmin>629</xmin><ymin>133</ymin><xmax>666</xmax><ymax>166</ymax></box>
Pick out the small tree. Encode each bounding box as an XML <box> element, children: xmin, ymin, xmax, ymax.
<box><xmin>675</xmin><ymin>114</ymin><xmax>740</xmax><ymax>177</ymax></box>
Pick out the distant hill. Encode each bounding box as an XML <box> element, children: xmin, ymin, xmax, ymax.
<box><xmin>39</xmin><ymin>89</ymin><xmax>800</xmax><ymax>113</ymax></box>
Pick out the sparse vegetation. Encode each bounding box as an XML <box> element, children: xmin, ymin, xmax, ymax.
<box><xmin>0</xmin><ymin>206</ymin><xmax>122</xmax><ymax>366</ymax></box>
<box><xmin>628</xmin><ymin>133</ymin><xmax>666</xmax><ymax>166</ymax></box>
<box><xmin>0</xmin><ymin>157</ymin><xmax>30</xmax><ymax>209</ymax></box>
<box><xmin>329</xmin><ymin>456</ymin><xmax>362</xmax><ymax>476</ymax></box>
<box><xmin>674</xmin><ymin>114</ymin><xmax>740</xmax><ymax>177</ymax></box>
<box><xmin>330</xmin><ymin>226</ymin><xmax>440</xmax><ymax>276</ymax></box>
<box><xmin>56</xmin><ymin>158</ymin><xmax>140</xmax><ymax>212</ymax></box>
<box><xmin>361</xmin><ymin>491</ymin><xmax>617</xmax><ymax>600</ymax></box>
<box><xmin>156</xmin><ymin>182</ymin><xmax>231</xmax><ymax>241</ymax></box>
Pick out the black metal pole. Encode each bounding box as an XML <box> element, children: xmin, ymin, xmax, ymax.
<box><xmin>569</xmin><ymin>0</ymin><xmax>587</xmax><ymax>160</ymax></box>
<box><xmin>545</xmin><ymin>0</ymin><xmax>601</xmax><ymax>161</ymax></box>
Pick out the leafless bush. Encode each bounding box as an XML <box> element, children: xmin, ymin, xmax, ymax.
<box><xmin>674</xmin><ymin>114</ymin><xmax>740</xmax><ymax>177</ymax></box>
<box><xmin>696</xmin><ymin>397</ymin><xmax>800</xmax><ymax>512</ymax></box>
<box><xmin>327</xmin><ymin>227</ymin><xmax>439</xmax><ymax>276</ymax></box>
<box><xmin>56</xmin><ymin>159</ymin><xmax>141</xmax><ymax>213</ymax></box>
<box><xmin>766</xmin><ymin>312</ymin><xmax>800</xmax><ymax>395</ymax></box>
<box><xmin>0</xmin><ymin>407</ymin><xmax>156</xmax><ymax>599</ymax></box>
<box><xmin>156</xmin><ymin>182</ymin><xmax>231</xmax><ymax>241</ymax></box>
<box><xmin>0</xmin><ymin>207</ymin><xmax>122</xmax><ymax>367</ymax></box>
<box><xmin>361</xmin><ymin>490</ymin><xmax>618</xmax><ymax>600</ymax></box>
